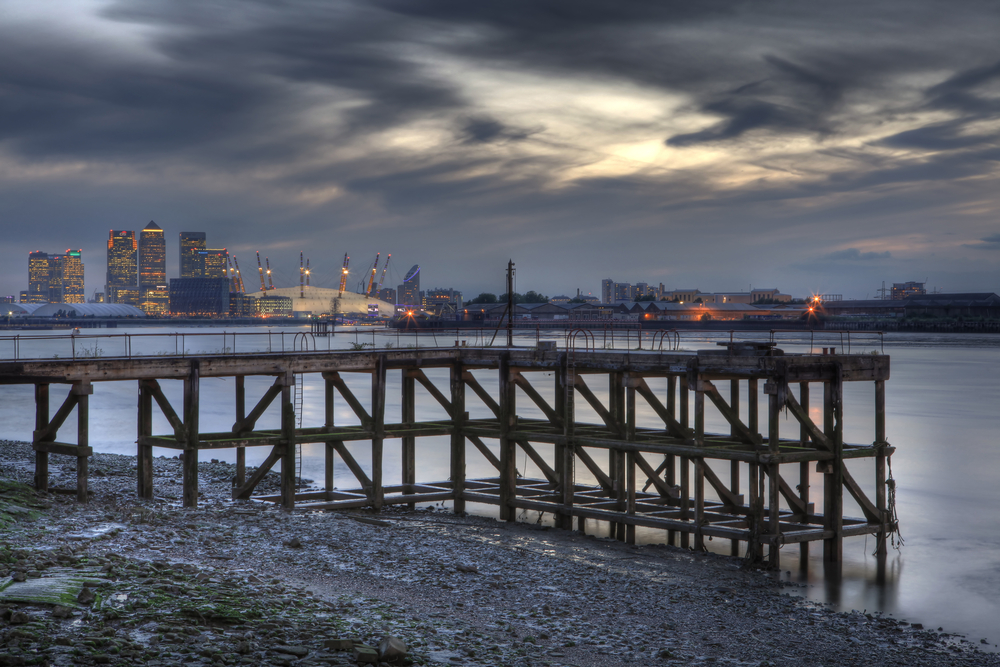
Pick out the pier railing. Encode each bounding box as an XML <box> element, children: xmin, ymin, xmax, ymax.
<box><xmin>0</xmin><ymin>328</ymin><xmax>884</xmax><ymax>361</ymax></box>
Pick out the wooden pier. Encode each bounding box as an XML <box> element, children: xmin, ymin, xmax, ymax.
<box><xmin>1</xmin><ymin>340</ymin><xmax>895</xmax><ymax>568</ymax></box>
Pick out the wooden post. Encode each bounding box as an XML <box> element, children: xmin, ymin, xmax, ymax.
<box><xmin>665</xmin><ymin>375</ymin><xmax>676</xmax><ymax>545</ymax></box>
<box><xmin>767</xmin><ymin>375</ymin><xmax>783</xmax><ymax>569</ymax></box>
<box><xmin>402</xmin><ymin>369</ymin><xmax>415</xmax><ymax>508</ymax></box>
<box><xmin>823</xmin><ymin>368</ymin><xmax>844</xmax><ymax>562</ymax></box>
<box><xmin>729</xmin><ymin>378</ymin><xmax>740</xmax><ymax>556</ymax></box>
<box><xmin>693</xmin><ymin>372</ymin><xmax>705</xmax><ymax>551</ymax></box>
<box><xmin>182</xmin><ymin>362</ymin><xmax>200</xmax><ymax>509</ymax></box>
<box><xmin>33</xmin><ymin>383</ymin><xmax>49</xmax><ymax>492</ymax></box>
<box><xmin>371</xmin><ymin>356</ymin><xmax>387</xmax><ymax>511</ymax></box>
<box><xmin>281</xmin><ymin>372</ymin><xmax>296</xmax><ymax>511</ymax></box>
<box><xmin>748</xmin><ymin>377</ymin><xmax>762</xmax><ymax>562</ymax></box>
<box><xmin>679</xmin><ymin>374</ymin><xmax>690</xmax><ymax>548</ymax></box>
<box><xmin>609</xmin><ymin>372</ymin><xmax>626</xmax><ymax>541</ymax></box>
<box><xmin>875</xmin><ymin>379</ymin><xmax>887</xmax><ymax>556</ymax></box>
<box><xmin>75</xmin><ymin>382</ymin><xmax>91</xmax><ymax>504</ymax></box>
<box><xmin>235</xmin><ymin>375</ymin><xmax>246</xmax><ymax>488</ymax></box>
<box><xmin>499</xmin><ymin>353</ymin><xmax>516</xmax><ymax>522</ymax></box>
<box><xmin>325</xmin><ymin>374</ymin><xmax>335</xmax><ymax>496</ymax></box>
<box><xmin>450</xmin><ymin>361</ymin><xmax>466</xmax><ymax>515</ymax></box>
<box><xmin>555</xmin><ymin>354</ymin><xmax>575</xmax><ymax>531</ymax></box>
<box><xmin>137</xmin><ymin>380</ymin><xmax>153</xmax><ymax>499</ymax></box>
<box><xmin>799</xmin><ymin>381</ymin><xmax>810</xmax><ymax>563</ymax></box>
<box><xmin>625</xmin><ymin>373</ymin><xmax>637</xmax><ymax>544</ymax></box>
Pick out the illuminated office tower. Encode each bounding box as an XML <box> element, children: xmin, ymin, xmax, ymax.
<box><xmin>139</xmin><ymin>221</ymin><xmax>166</xmax><ymax>288</ymax></box>
<box><xmin>26</xmin><ymin>251</ymin><xmax>50</xmax><ymax>303</ymax></box>
<box><xmin>106</xmin><ymin>230</ymin><xmax>137</xmax><ymax>304</ymax></box>
<box><xmin>180</xmin><ymin>231</ymin><xmax>207</xmax><ymax>278</ymax></box>
<box><xmin>204</xmin><ymin>249</ymin><xmax>229</xmax><ymax>279</ymax></box>
<box><xmin>55</xmin><ymin>250</ymin><xmax>85</xmax><ymax>303</ymax></box>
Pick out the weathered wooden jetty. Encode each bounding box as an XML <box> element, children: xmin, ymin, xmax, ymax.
<box><xmin>1</xmin><ymin>338</ymin><xmax>895</xmax><ymax>568</ymax></box>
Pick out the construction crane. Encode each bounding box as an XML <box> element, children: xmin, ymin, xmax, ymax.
<box><xmin>305</xmin><ymin>259</ymin><xmax>310</xmax><ymax>287</ymax></box>
<box><xmin>227</xmin><ymin>255</ymin><xmax>239</xmax><ymax>293</ymax></box>
<box><xmin>376</xmin><ymin>253</ymin><xmax>391</xmax><ymax>297</ymax></box>
<box><xmin>256</xmin><ymin>252</ymin><xmax>267</xmax><ymax>292</ymax></box>
<box><xmin>232</xmin><ymin>256</ymin><xmax>246</xmax><ymax>293</ymax></box>
<box><xmin>265</xmin><ymin>257</ymin><xmax>275</xmax><ymax>290</ymax></box>
<box><xmin>338</xmin><ymin>254</ymin><xmax>349</xmax><ymax>295</ymax></box>
<box><xmin>299</xmin><ymin>252</ymin><xmax>304</xmax><ymax>299</ymax></box>
<box><xmin>366</xmin><ymin>253</ymin><xmax>380</xmax><ymax>296</ymax></box>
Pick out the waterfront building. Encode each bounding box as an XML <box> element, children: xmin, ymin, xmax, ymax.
<box><xmin>398</xmin><ymin>265</ymin><xmax>421</xmax><ymax>307</ymax></box>
<box><xmin>26</xmin><ymin>249</ymin><xmax>85</xmax><ymax>304</ymax></box>
<box><xmin>139</xmin><ymin>285</ymin><xmax>170</xmax><ymax>316</ymax></box>
<box><xmin>378</xmin><ymin>287</ymin><xmax>396</xmax><ymax>304</ymax></box>
<box><xmin>168</xmin><ymin>277</ymin><xmax>230</xmax><ymax>317</ymax></box>
<box><xmin>106</xmin><ymin>230</ymin><xmax>138</xmax><ymax>304</ymax></box>
<box><xmin>255</xmin><ymin>294</ymin><xmax>293</xmax><ymax>318</ymax></box>
<box><xmin>891</xmin><ymin>281</ymin><xmax>926</xmax><ymax>300</ymax></box>
<box><xmin>179</xmin><ymin>232</ymin><xmax>207</xmax><ymax>278</ymax></box>
<box><xmin>601</xmin><ymin>278</ymin><xmax>614</xmax><ymax>304</ymax></box>
<box><xmin>229</xmin><ymin>293</ymin><xmax>258</xmax><ymax>317</ymax></box>
<box><xmin>204</xmin><ymin>249</ymin><xmax>229</xmax><ymax>279</ymax></box>
<box><xmin>138</xmin><ymin>221</ymin><xmax>166</xmax><ymax>290</ymax></box>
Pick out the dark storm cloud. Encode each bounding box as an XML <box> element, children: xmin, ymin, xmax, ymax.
<box><xmin>963</xmin><ymin>234</ymin><xmax>1000</xmax><ymax>250</ymax></box>
<box><xmin>3</xmin><ymin>0</ymin><xmax>1000</xmax><ymax>299</ymax></box>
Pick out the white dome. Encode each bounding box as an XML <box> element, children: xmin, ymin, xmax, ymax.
<box><xmin>31</xmin><ymin>303</ymin><xmax>146</xmax><ymax>317</ymax></box>
<box><xmin>246</xmin><ymin>286</ymin><xmax>394</xmax><ymax>316</ymax></box>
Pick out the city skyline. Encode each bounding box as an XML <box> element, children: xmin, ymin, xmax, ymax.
<box><xmin>3</xmin><ymin>2</ymin><xmax>1000</xmax><ymax>301</ymax></box>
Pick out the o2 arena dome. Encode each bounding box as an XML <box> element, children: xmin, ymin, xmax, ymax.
<box><xmin>246</xmin><ymin>285</ymin><xmax>394</xmax><ymax>317</ymax></box>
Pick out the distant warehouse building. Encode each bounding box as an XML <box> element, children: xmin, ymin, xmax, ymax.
<box><xmin>169</xmin><ymin>278</ymin><xmax>230</xmax><ymax>317</ymax></box>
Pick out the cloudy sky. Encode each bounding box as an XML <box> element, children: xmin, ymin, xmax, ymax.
<box><xmin>3</xmin><ymin>0</ymin><xmax>1000</xmax><ymax>300</ymax></box>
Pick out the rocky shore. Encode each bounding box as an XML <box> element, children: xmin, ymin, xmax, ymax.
<box><xmin>0</xmin><ymin>439</ymin><xmax>994</xmax><ymax>667</ymax></box>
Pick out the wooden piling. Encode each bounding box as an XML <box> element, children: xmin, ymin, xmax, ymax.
<box><xmin>33</xmin><ymin>383</ymin><xmax>49</xmax><ymax>492</ymax></box>
<box><xmin>235</xmin><ymin>375</ymin><xmax>246</xmax><ymax>488</ymax></box>
<box><xmin>625</xmin><ymin>373</ymin><xmax>637</xmax><ymax>544</ymax></box>
<box><xmin>665</xmin><ymin>375</ymin><xmax>677</xmax><ymax>546</ymax></box>
<box><xmin>371</xmin><ymin>356</ymin><xmax>387</xmax><ymax>511</ymax></box>
<box><xmin>402</xmin><ymin>369</ymin><xmax>415</xmax><ymax>508</ymax></box>
<box><xmin>498</xmin><ymin>352</ymin><xmax>516</xmax><ymax>521</ymax></box>
<box><xmin>609</xmin><ymin>372</ymin><xmax>626</xmax><ymax>541</ymax></box>
<box><xmin>767</xmin><ymin>373</ymin><xmax>782</xmax><ymax>569</ymax></box>
<box><xmin>450</xmin><ymin>360</ymin><xmax>466</xmax><ymax>515</ymax></box>
<box><xmin>693</xmin><ymin>372</ymin><xmax>705</xmax><ymax>551</ymax></box>
<box><xmin>875</xmin><ymin>379</ymin><xmax>887</xmax><ymax>556</ymax></box>
<box><xmin>799</xmin><ymin>381</ymin><xmax>810</xmax><ymax>563</ymax></box>
<box><xmin>325</xmin><ymin>374</ymin><xmax>335</xmax><ymax>496</ymax></box>
<box><xmin>823</xmin><ymin>367</ymin><xmax>844</xmax><ymax>562</ymax></box>
<box><xmin>729</xmin><ymin>378</ymin><xmax>740</xmax><ymax>556</ymax></box>
<box><xmin>679</xmin><ymin>374</ymin><xmax>690</xmax><ymax>549</ymax></box>
<box><xmin>555</xmin><ymin>353</ymin><xmax>575</xmax><ymax>531</ymax></box>
<box><xmin>281</xmin><ymin>372</ymin><xmax>295</xmax><ymax>511</ymax></box>
<box><xmin>182</xmin><ymin>362</ymin><xmax>200</xmax><ymax>509</ymax></box>
<box><xmin>75</xmin><ymin>382</ymin><xmax>91</xmax><ymax>504</ymax></box>
<box><xmin>137</xmin><ymin>380</ymin><xmax>153</xmax><ymax>499</ymax></box>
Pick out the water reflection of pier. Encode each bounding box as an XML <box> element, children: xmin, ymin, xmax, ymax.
<box><xmin>2</xmin><ymin>337</ymin><xmax>894</xmax><ymax>569</ymax></box>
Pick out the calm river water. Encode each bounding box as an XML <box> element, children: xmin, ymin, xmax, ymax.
<box><xmin>1</xmin><ymin>325</ymin><xmax>997</xmax><ymax>645</ymax></box>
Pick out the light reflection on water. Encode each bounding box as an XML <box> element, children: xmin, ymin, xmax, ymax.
<box><xmin>1</xmin><ymin>325</ymin><xmax>998</xmax><ymax>644</ymax></box>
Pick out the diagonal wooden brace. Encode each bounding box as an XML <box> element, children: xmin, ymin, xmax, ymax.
<box><xmin>512</xmin><ymin>372</ymin><xmax>562</xmax><ymax>427</ymax></box>
<box><xmin>410</xmin><ymin>369</ymin><xmax>452</xmax><ymax>413</ymax></box>
<box><xmin>467</xmin><ymin>434</ymin><xmax>501</xmax><ymax>470</ymax></box>
<box><xmin>634</xmin><ymin>378</ymin><xmax>692</xmax><ymax>441</ymax></box>
<box><xmin>144</xmin><ymin>379</ymin><xmax>185</xmax><ymax>441</ymax></box>
<box><xmin>33</xmin><ymin>388</ymin><xmax>80</xmax><ymax>443</ymax></box>
<box><xmin>573</xmin><ymin>375</ymin><xmax>622</xmax><ymax>436</ymax></box>
<box><xmin>325</xmin><ymin>372</ymin><xmax>372</xmax><ymax>429</ymax></box>
<box><xmin>463</xmin><ymin>371</ymin><xmax>500</xmax><ymax>417</ymax></box>
<box><xmin>232</xmin><ymin>445</ymin><xmax>282</xmax><ymax>499</ymax></box>
<box><xmin>516</xmin><ymin>440</ymin><xmax>558</xmax><ymax>483</ymax></box>
<box><xmin>232</xmin><ymin>376</ymin><xmax>285</xmax><ymax>434</ymax></box>
<box><xmin>332</xmin><ymin>441</ymin><xmax>373</xmax><ymax>493</ymax></box>
<box><xmin>702</xmin><ymin>380</ymin><xmax>762</xmax><ymax>446</ymax></box>
<box><xmin>634</xmin><ymin>451</ymin><xmax>680</xmax><ymax>499</ymax></box>
<box><xmin>575</xmin><ymin>445</ymin><xmax>614</xmax><ymax>492</ymax></box>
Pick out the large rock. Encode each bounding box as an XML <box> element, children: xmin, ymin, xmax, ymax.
<box><xmin>378</xmin><ymin>636</ymin><xmax>408</xmax><ymax>662</ymax></box>
<box><xmin>353</xmin><ymin>645</ymin><xmax>379</xmax><ymax>663</ymax></box>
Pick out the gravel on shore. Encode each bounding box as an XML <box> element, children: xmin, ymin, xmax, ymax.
<box><xmin>0</xmin><ymin>439</ymin><xmax>994</xmax><ymax>667</ymax></box>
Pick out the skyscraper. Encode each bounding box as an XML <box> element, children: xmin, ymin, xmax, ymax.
<box><xmin>179</xmin><ymin>232</ymin><xmax>207</xmax><ymax>278</ymax></box>
<box><xmin>139</xmin><ymin>221</ymin><xmax>166</xmax><ymax>288</ymax></box>
<box><xmin>26</xmin><ymin>250</ymin><xmax>85</xmax><ymax>303</ymax></box>
<box><xmin>204</xmin><ymin>249</ymin><xmax>229</xmax><ymax>279</ymax></box>
<box><xmin>106</xmin><ymin>230</ymin><xmax>137</xmax><ymax>304</ymax></box>
<box><xmin>398</xmin><ymin>265</ymin><xmax>420</xmax><ymax>307</ymax></box>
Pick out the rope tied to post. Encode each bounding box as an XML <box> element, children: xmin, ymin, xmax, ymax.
<box><xmin>884</xmin><ymin>453</ymin><xmax>904</xmax><ymax>551</ymax></box>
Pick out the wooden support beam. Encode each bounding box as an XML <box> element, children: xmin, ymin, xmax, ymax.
<box><xmin>325</xmin><ymin>371</ymin><xmax>372</xmax><ymax>428</ymax></box>
<box><xmin>499</xmin><ymin>353</ymin><xmax>516</xmax><ymax>521</ymax></box>
<box><xmin>233</xmin><ymin>445</ymin><xmax>282</xmax><ymax>499</ymax></box>
<box><xmin>512</xmin><ymin>372</ymin><xmax>561</xmax><ymax>426</ymax></box>
<box><xmin>634</xmin><ymin>378</ymin><xmax>691</xmax><ymax>441</ymax></box>
<box><xmin>33</xmin><ymin>383</ymin><xmax>49</xmax><ymax>492</ymax></box>
<box><xmin>281</xmin><ymin>373</ymin><xmax>296</xmax><ymax>511</ymax></box>
<box><xmin>467</xmin><ymin>434</ymin><xmax>501</xmax><ymax>470</ymax></box>
<box><xmin>332</xmin><ymin>441</ymin><xmax>373</xmax><ymax>490</ymax></box>
<box><xmin>232</xmin><ymin>376</ymin><xmax>285</xmax><ymax>434</ymax></box>
<box><xmin>182</xmin><ymin>362</ymin><xmax>200</xmax><ymax>509</ymax></box>
<box><xmin>875</xmin><ymin>378</ymin><xmax>888</xmax><ymax>556</ymax></box>
<box><xmin>410</xmin><ymin>368</ymin><xmax>452</xmax><ymax>413</ymax></box>
<box><xmin>700</xmin><ymin>459</ymin><xmax>743</xmax><ymax>508</ymax></box>
<box><xmin>574</xmin><ymin>445</ymin><xmax>614</xmax><ymax>492</ymax></box>
<box><xmin>76</xmin><ymin>382</ymin><xmax>90</xmax><ymax>504</ymax></box>
<box><xmin>516</xmin><ymin>440</ymin><xmax>558</xmax><ymax>483</ymax></box>
<box><xmin>679</xmin><ymin>375</ymin><xmax>690</xmax><ymax>549</ymax></box>
<box><xmin>799</xmin><ymin>381</ymin><xmax>810</xmax><ymax>563</ymax></box>
<box><xmin>694</xmin><ymin>374</ymin><xmax>705</xmax><ymax>551</ymax></box>
<box><xmin>730</xmin><ymin>378</ymin><xmax>741</xmax><ymax>557</ymax></box>
<box><xmin>555</xmin><ymin>354</ymin><xmax>575</xmax><ymax>530</ymax></box>
<box><xmin>702</xmin><ymin>379</ymin><xmax>762</xmax><ymax>446</ymax></box>
<box><xmin>137</xmin><ymin>380</ymin><xmax>153</xmax><ymax>499</ymax></box>
<box><xmin>235</xmin><ymin>375</ymin><xmax>246</xmax><ymax>487</ymax></box>
<box><xmin>766</xmin><ymin>367</ymin><xmax>783</xmax><ymax>569</ymax></box>
<box><xmin>402</xmin><ymin>369</ymin><xmax>416</xmax><ymax>507</ymax></box>
<box><xmin>633</xmin><ymin>451</ymin><xmax>678</xmax><ymax>499</ymax></box>
<box><xmin>824</xmin><ymin>368</ymin><xmax>844</xmax><ymax>563</ymax></box>
<box><xmin>146</xmin><ymin>379</ymin><xmax>185</xmax><ymax>441</ymax></box>
<box><xmin>33</xmin><ymin>387</ymin><xmax>80</xmax><ymax>444</ymax></box>
<box><xmin>451</xmin><ymin>361</ymin><xmax>466</xmax><ymax>514</ymax></box>
<box><xmin>574</xmin><ymin>375</ymin><xmax>623</xmax><ymax>437</ymax></box>
<box><xmin>371</xmin><ymin>357</ymin><xmax>387</xmax><ymax>510</ymax></box>
<box><xmin>463</xmin><ymin>371</ymin><xmax>500</xmax><ymax>417</ymax></box>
